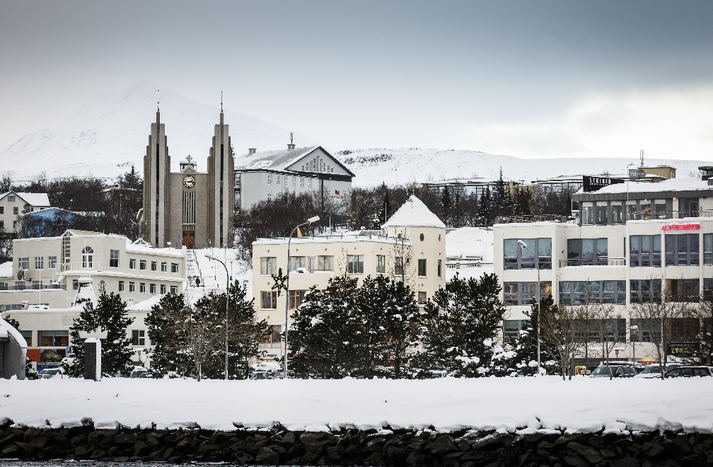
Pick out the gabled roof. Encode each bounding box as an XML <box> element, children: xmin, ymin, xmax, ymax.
<box><xmin>0</xmin><ymin>191</ymin><xmax>50</xmax><ymax>207</ymax></box>
<box><xmin>236</xmin><ymin>146</ymin><xmax>356</xmax><ymax>177</ymax></box>
<box><xmin>382</xmin><ymin>195</ymin><xmax>446</xmax><ymax>229</ymax></box>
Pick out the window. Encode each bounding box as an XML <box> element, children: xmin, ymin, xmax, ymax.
<box><xmin>34</xmin><ymin>256</ymin><xmax>43</xmax><ymax>269</ymax></box>
<box><xmin>630</xmin><ymin>279</ymin><xmax>662</xmax><ymax>304</ymax></box>
<box><xmin>668</xmin><ymin>279</ymin><xmax>699</xmax><ymax>302</ymax></box>
<box><xmin>418</xmin><ymin>291</ymin><xmax>427</xmax><ymax>304</ymax></box>
<box><xmin>679</xmin><ymin>198</ymin><xmax>699</xmax><ymax>218</ymax></box>
<box><xmin>13</xmin><ymin>207</ymin><xmax>18</xmax><ymax>215</ymax></box>
<box><xmin>317</xmin><ymin>255</ymin><xmax>334</xmax><ymax>271</ymax></box>
<box><xmin>289</xmin><ymin>256</ymin><xmax>305</xmax><ymax>271</ymax></box>
<box><xmin>8</xmin><ymin>195</ymin><xmax>15</xmax><ymax>202</ymax></box>
<box><xmin>151</xmin><ymin>261</ymin><xmax>157</xmax><ymax>271</ymax></box>
<box><xmin>610</xmin><ymin>201</ymin><xmax>623</xmax><ymax>224</ymax></box>
<box><xmin>48</xmin><ymin>256</ymin><xmax>57</xmax><ymax>269</ymax></box>
<box><xmin>261</xmin><ymin>257</ymin><xmax>277</xmax><ymax>275</ymax></box>
<box><xmin>503</xmin><ymin>320</ymin><xmax>529</xmax><ymax>343</ymax></box>
<box><xmin>150</xmin><ymin>284</ymin><xmax>156</xmax><ymax>294</ymax></box>
<box><xmin>129</xmin><ymin>282</ymin><xmax>135</xmax><ymax>292</ymax></box>
<box><xmin>705</xmin><ymin>234</ymin><xmax>712</xmax><ymax>265</ymax></box>
<box><xmin>20</xmin><ymin>330</ymin><xmax>32</xmax><ymax>346</ymax></box>
<box><xmin>131</xmin><ymin>330</ymin><xmax>145</xmax><ymax>346</ymax></box>
<box><xmin>503</xmin><ymin>238</ymin><xmax>552</xmax><ymax>270</ymax></box>
<box><xmin>0</xmin><ymin>207</ymin><xmax>3</xmax><ymax>214</ymax></box>
<box><xmin>581</xmin><ymin>202</ymin><xmax>593</xmax><ymax>225</ymax></box>
<box><xmin>119</xmin><ymin>281</ymin><xmax>125</xmax><ymax>292</ymax></box>
<box><xmin>171</xmin><ymin>263</ymin><xmax>179</xmax><ymax>273</ymax></box>
<box><xmin>161</xmin><ymin>262</ymin><xmax>167</xmax><ymax>272</ymax></box>
<box><xmin>567</xmin><ymin>238</ymin><xmax>608</xmax><ymax>266</ymax></box>
<box><xmin>267</xmin><ymin>174</ymin><xmax>272</xmax><ymax>185</ymax></box>
<box><xmin>289</xmin><ymin>290</ymin><xmax>307</xmax><ymax>309</ymax></box>
<box><xmin>140</xmin><ymin>260</ymin><xmax>146</xmax><ymax>270</ymax></box>
<box><xmin>276</xmin><ymin>175</ymin><xmax>281</xmax><ymax>187</ymax></box>
<box><xmin>665</xmin><ymin>234</ymin><xmax>699</xmax><ymax>266</ymax></box>
<box><xmin>0</xmin><ymin>220</ymin><xmax>3</xmax><ymax>229</ymax></box>
<box><xmin>19</xmin><ymin>257</ymin><xmax>29</xmax><ymax>270</ymax></box>
<box><xmin>503</xmin><ymin>282</ymin><xmax>552</xmax><ymax>306</ymax></box>
<box><xmin>437</xmin><ymin>260</ymin><xmax>442</xmax><ymax>278</ymax></box>
<box><xmin>82</xmin><ymin>247</ymin><xmax>94</xmax><ymax>268</ymax></box>
<box><xmin>630</xmin><ymin>235</ymin><xmax>661</xmax><ymax>267</ymax></box>
<box><xmin>418</xmin><ymin>259</ymin><xmax>427</xmax><ymax>277</ymax></box>
<box><xmin>72</xmin><ymin>279</ymin><xmax>79</xmax><ymax>290</ymax></box>
<box><xmin>109</xmin><ymin>250</ymin><xmax>119</xmax><ymax>268</ymax></box>
<box><xmin>160</xmin><ymin>284</ymin><xmax>166</xmax><ymax>294</ymax></box>
<box><xmin>376</xmin><ymin>255</ymin><xmax>385</xmax><ymax>274</ymax></box>
<box><xmin>170</xmin><ymin>285</ymin><xmax>178</xmax><ymax>295</ymax></box>
<box><xmin>129</xmin><ymin>259</ymin><xmax>136</xmax><ymax>269</ymax></box>
<box><xmin>38</xmin><ymin>330</ymin><xmax>68</xmax><ymax>347</ymax></box>
<box><xmin>394</xmin><ymin>257</ymin><xmax>404</xmax><ymax>277</ymax></box>
<box><xmin>261</xmin><ymin>291</ymin><xmax>277</xmax><ymax>309</ymax></box>
<box><xmin>139</xmin><ymin>283</ymin><xmax>146</xmax><ymax>293</ymax></box>
<box><xmin>630</xmin><ymin>318</ymin><xmax>661</xmax><ymax>343</ymax></box>
<box><xmin>347</xmin><ymin>255</ymin><xmax>364</xmax><ymax>274</ymax></box>
<box><xmin>559</xmin><ymin>280</ymin><xmax>626</xmax><ymax>305</ymax></box>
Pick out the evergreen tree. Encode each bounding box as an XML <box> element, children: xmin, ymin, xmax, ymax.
<box><xmin>441</xmin><ymin>187</ymin><xmax>452</xmax><ymax>227</ymax></box>
<box><xmin>145</xmin><ymin>293</ymin><xmax>194</xmax><ymax>377</ymax></box>
<box><xmin>65</xmin><ymin>292</ymin><xmax>135</xmax><ymax>377</ymax></box>
<box><xmin>493</xmin><ymin>168</ymin><xmax>513</xmax><ymax>218</ymax></box>
<box><xmin>418</xmin><ymin>273</ymin><xmax>506</xmax><ymax>377</ymax></box>
<box><xmin>477</xmin><ymin>186</ymin><xmax>494</xmax><ymax>226</ymax></box>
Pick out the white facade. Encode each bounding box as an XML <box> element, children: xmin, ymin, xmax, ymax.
<box><xmin>495</xmin><ymin>175</ymin><xmax>713</xmax><ymax>366</ymax></box>
<box><xmin>0</xmin><ymin>191</ymin><xmax>50</xmax><ymax>233</ymax></box>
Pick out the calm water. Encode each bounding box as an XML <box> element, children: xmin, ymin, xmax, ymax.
<box><xmin>0</xmin><ymin>462</ymin><xmax>325</xmax><ymax>467</ymax></box>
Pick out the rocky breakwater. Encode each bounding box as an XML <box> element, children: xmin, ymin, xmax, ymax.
<box><xmin>1</xmin><ymin>419</ymin><xmax>712</xmax><ymax>466</ymax></box>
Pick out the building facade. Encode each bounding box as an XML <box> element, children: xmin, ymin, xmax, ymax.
<box><xmin>142</xmin><ymin>109</ymin><xmax>234</xmax><ymax>249</ymax></box>
<box><xmin>495</xmin><ymin>173</ymin><xmax>713</xmax><ymax>367</ymax></box>
<box><xmin>0</xmin><ymin>191</ymin><xmax>50</xmax><ymax>234</ymax></box>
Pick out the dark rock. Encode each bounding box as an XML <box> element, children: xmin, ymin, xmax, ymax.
<box><xmin>610</xmin><ymin>458</ymin><xmax>641</xmax><ymax>467</ymax></box>
<box><xmin>197</xmin><ymin>443</ymin><xmax>221</xmax><ymax>453</ymax></box>
<box><xmin>326</xmin><ymin>444</ymin><xmax>344</xmax><ymax>462</ymax></box>
<box><xmin>641</xmin><ymin>441</ymin><xmax>666</xmax><ymax>458</ymax></box>
<box><xmin>300</xmin><ymin>451</ymin><xmax>321</xmax><ymax>464</ymax></box>
<box><xmin>255</xmin><ymin>446</ymin><xmax>281</xmax><ymax>465</ymax></box>
<box><xmin>366</xmin><ymin>436</ymin><xmax>387</xmax><ymax>453</ymax></box>
<box><xmin>1</xmin><ymin>444</ymin><xmax>20</xmax><ymax>458</ymax></box>
<box><xmin>426</xmin><ymin>434</ymin><xmax>458</xmax><ymax>454</ymax></box>
<box><xmin>567</xmin><ymin>441</ymin><xmax>603</xmax><ymax>464</ymax></box>
<box><xmin>405</xmin><ymin>450</ymin><xmax>427</xmax><ymax>467</ymax></box>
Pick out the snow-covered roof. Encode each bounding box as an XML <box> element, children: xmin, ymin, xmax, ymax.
<box><xmin>0</xmin><ymin>191</ymin><xmax>50</xmax><ymax>207</ymax></box>
<box><xmin>382</xmin><ymin>195</ymin><xmax>445</xmax><ymax>229</ymax></box>
<box><xmin>0</xmin><ymin>318</ymin><xmax>27</xmax><ymax>348</ymax></box>
<box><xmin>446</xmin><ymin>227</ymin><xmax>494</xmax><ymax>262</ymax></box>
<box><xmin>577</xmin><ymin>176</ymin><xmax>713</xmax><ymax>196</ymax></box>
<box><xmin>0</xmin><ymin>261</ymin><xmax>13</xmax><ymax>279</ymax></box>
<box><xmin>237</xmin><ymin>146</ymin><xmax>320</xmax><ymax>171</ymax></box>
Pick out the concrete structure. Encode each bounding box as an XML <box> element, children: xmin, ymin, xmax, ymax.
<box><xmin>141</xmin><ymin>109</ymin><xmax>234</xmax><ymax>249</ymax></box>
<box><xmin>0</xmin><ymin>318</ymin><xmax>27</xmax><ymax>379</ymax></box>
<box><xmin>252</xmin><ymin>195</ymin><xmax>446</xmax><ymax>358</ymax></box>
<box><xmin>495</xmin><ymin>172</ymin><xmax>713</xmax><ymax>367</ymax></box>
<box><xmin>0</xmin><ymin>191</ymin><xmax>50</xmax><ymax>234</ymax></box>
<box><xmin>235</xmin><ymin>145</ymin><xmax>354</xmax><ymax>211</ymax></box>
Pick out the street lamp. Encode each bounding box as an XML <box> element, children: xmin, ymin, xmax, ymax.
<box><xmin>284</xmin><ymin>215</ymin><xmax>320</xmax><ymax>378</ymax></box>
<box><xmin>518</xmin><ymin>239</ymin><xmax>541</xmax><ymax>376</ymax></box>
<box><xmin>205</xmin><ymin>253</ymin><xmax>230</xmax><ymax>380</ymax></box>
<box><xmin>630</xmin><ymin>325</ymin><xmax>638</xmax><ymax>364</ymax></box>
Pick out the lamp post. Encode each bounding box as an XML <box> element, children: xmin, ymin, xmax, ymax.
<box><xmin>205</xmin><ymin>253</ymin><xmax>230</xmax><ymax>380</ymax></box>
<box><xmin>518</xmin><ymin>239</ymin><xmax>541</xmax><ymax>376</ymax></box>
<box><xmin>630</xmin><ymin>325</ymin><xmax>638</xmax><ymax>364</ymax></box>
<box><xmin>284</xmin><ymin>215</ymin><xmax>320</xmax><ymax>378</ymax></box>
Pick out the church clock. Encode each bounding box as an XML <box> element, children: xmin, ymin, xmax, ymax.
<box><xmin>183</xmin><ymin>175</ymin><xmax>196</xmax><ymax>188</ymax></box>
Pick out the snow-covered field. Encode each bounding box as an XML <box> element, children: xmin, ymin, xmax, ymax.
<box><xmin>1</xmin><ymin>377</ymin><xmax>711</xmax><ymax>434</ymax></box>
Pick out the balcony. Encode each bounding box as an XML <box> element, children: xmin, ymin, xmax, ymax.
<box><xmin>559</xmin><ymin>257</ymin><xmax>626</xmax><ymax>267</ymax></box>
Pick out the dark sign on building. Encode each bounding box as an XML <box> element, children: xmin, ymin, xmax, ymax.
<box><xmin>583</xmin><ymin>176</ymin><xmax>624</xmax><ymax>192</ymax></box>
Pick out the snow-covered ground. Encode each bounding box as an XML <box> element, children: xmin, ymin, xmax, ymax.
<box><xmin>1</xmin><ymin>377</ymin><xmax>711</xmax><ymax>434</ymax></box>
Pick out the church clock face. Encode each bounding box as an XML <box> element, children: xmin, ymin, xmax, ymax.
<box><xmin>183</xmin><ymin>175</ymin><xmax>196</xmax><ymax>188</ymax></box>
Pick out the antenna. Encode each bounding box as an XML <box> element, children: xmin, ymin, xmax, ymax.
<box><xmin>157</xmin><ymin>89</ymin><xmax>160</xmax><ymax>111</ymax></box>
<box><xmin>290</xmin><ymin>132</ymin><xmax>293</xmax><ymax>145</ymax></box>
<box><xmin>221</xmin><ymin>91</ymin><xmax>223</xmax><ymax>112</ymax></box>
<box><xmin>640</xmin><ymin>149</ymin><xmax>644</xmax><ymax>167</ymax></box>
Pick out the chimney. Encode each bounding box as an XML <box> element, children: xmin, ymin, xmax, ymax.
<box><xmin>287</xmin><ymin>132</ymin><xmax>296</xmax><ymax>150</ymax></box>
<box><xmin>248</xmin><ymin>148</ymin><xmax>257</xmax><ymax>155</ymax></box>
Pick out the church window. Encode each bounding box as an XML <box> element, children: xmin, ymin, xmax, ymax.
<box><xmin>82</xmin><ymin>247</ymin><xmax>94</xmax><ymax>269</ymax></box>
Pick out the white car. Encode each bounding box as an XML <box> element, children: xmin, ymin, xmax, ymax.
<box><xmin>634</xmin><ymin>364</ymin><xmax>681</xmax><ymax>379</ymax></box>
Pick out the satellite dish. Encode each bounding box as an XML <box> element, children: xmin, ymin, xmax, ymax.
<box><xmin>17</xmin><ymin>268</ymin><xmax>24</xmax><ymax>280</ymax></box>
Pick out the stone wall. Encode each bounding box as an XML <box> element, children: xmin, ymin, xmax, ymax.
<box><xmin>1</xmin><ymin>419</ymin><xmax>711</xmax><ymax>466</ymax></box>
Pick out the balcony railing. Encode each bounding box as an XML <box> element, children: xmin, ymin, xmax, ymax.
<box><xmin>559</xmin><ymin>257</ymin><xmax>626</xmax><ymax>267</ymax></box>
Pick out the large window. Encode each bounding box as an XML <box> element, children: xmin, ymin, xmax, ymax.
<box><xmin>48</xmin><ymin>256</ymin><xmax>57</xmax><ymax>269</ymax></box>
<box><xmin>261</xmin><ymin>291</ymin><xmax>277</xmax><ymax>309</ymax></box>
<box><xmin>110</xmin><ymin>250</ymin><xmax>119</xmax><ymax>268</ymax></box>
<box><xmin>418</xmin><ymin>259</ymin><xmax>427</xmax><ymax>277</ymax></box>
<box><xmin>289</xmin><ymin>256</ymin><xmax>305</xmax><ymax>271</ymax></box>
<box><xmin>82</xmin><ymin>247</ymin><xmax>93</xmax><ymax>268</ymax></box>
<box><xmin>19</xmin><ymin>257</ymin><xmax>29</xmax><ymax>270</ymax></box>
<box><xmin>132</xmin><ymin>330</ymin><xmax>145</xmax><ymax>346</ymax></box>
<box><xmin>34</xmin><ymin>256</ymin><xmax>43</xmax><ymax>269</ymax></box>
<box><xmin>630</xmin><ymin>235</ymin><xmax>661</xmax><ymax>267</ymax></box>
<box><xmin>347</xmin><ymin>255</ymin><xmax>364</xmax><ymax>274</ymax></box>
<box><xmin>705</xmin><ymin>234</ymin><xmax>712</xmax><ymax>265</ymax></box>
<box><xmin>665</xmin><ymin>234</ymin><xmax>699</xmax><ymax>266</ymax></box>
<box><xmin>567</xmin><ymin>238</ymin><xmax>608</xmax><ymax>266</ymax></box>
<box><xmin>503</xmin><ymin>238</ymin><xmax>552</xmax><ymax>270</ymax></box>
<box><xmin>260</xmin><ymin>257</ymin><xmax>277</xmax><ymax>275</ymax></box>
<box><xmin>289</xmin><ymin>290</ymin><xmax>307</xmax><ymax>309</ymax></box>
<box><xmin>630</xmin><ymin>318</ymin><xmax>661</xmax><ymax>343</ymax></box>
<box><xmin>503</xmin><ymin>281</ymin><xmax>552</xmax><ymax>306</ymax></box>
<box><xmin>38</xmin><ymin>330</ymin><xmax>69</xmax><ymax>347</ymax></box>
<box><xmin>317</xmin><ymin>255</ymin><xmax>333</xmax><ymax>271</ymax></box>
<box><xmin>630</xmin><ymin>279</ymin><xmax>662</xmax><ymax>304</ymax></box>
<box><xmin>559</xmin><ymin>280</ymin><xmax>626</xmax><ymax>305</ymax></box>
<box><xmin>678</xmin><ymin>198</ymin><xmax>699</xmax><ymax>218</ymax></box>
<box><xmin>668</xmin><ymin>279</ymin><xmax>699</xmax><ymax>302</ymax></box>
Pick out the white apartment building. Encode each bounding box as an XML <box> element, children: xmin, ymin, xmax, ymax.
<box><xmin>495</xmin><ymin>172</ymin><xmax>713</xmax><ymax>367</ymax></box>
<box><xmin>252</xmin><ymin>195</ymin><xmax>446</xmax><ymax>358</ymax></box>
<box><xmin>0</xmin><ymin>191</ymin><xmax>50</xmax><ymax>233</ymax></box>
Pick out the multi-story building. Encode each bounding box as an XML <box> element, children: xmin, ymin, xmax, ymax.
<box><xmin>0</xmin><ymin>191</ymin><xmax>50</xmax><ymax>233</ymax></box>
<box><xmin>495</xmin><ymin>170</ymin><xmax>713</xmax><ymax>367</ymax></box>
<box><xmin>252</xmin><ymin>195</ymin><xmax>446</xmax><ymax>358</ymax></box>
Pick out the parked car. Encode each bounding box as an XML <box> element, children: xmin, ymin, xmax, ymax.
<box><xmin>39</xmin><ymin>367</ymin><xmax>66</xmax><ymax>379</ymax></box>
<box><xmin>664</xmin><ymin>366</ymin><xmax>713</xmax><ymax>378</ymax></box>
<box><xmin>634</xmin><ymin>363</ymin><xmax>682</xmax><ymax>379</ymax></box>
<box><xmin>589</xmin><ymin>364</ymin><xmax>637</xmax><ymax>378</ymax></box>
<box><xmin>130</xmin><ymin>367</ymin><xmax>149</xmax><ymax>378</ymax></box>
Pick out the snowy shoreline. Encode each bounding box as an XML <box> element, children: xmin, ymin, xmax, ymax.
<box><xmin>1</xmin><ymin>377</ymin><xmax>711</xmax><ymax>434</ymax></box>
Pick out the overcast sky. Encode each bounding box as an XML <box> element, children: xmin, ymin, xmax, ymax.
<box><xmin>2</xmin><ymin>0</ymin><xmax>713</xmax><ymax>161</ymax></box>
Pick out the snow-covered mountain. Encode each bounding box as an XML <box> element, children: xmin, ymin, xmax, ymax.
<box><xmin>0</xmin><ymin>81</ymin><xmax>706</xmax><ymax>186</ymax></box>
<box><xmin>0</xmin><ymin>80</ymin><xmax>319</xmax><ymax>182</ymax></box>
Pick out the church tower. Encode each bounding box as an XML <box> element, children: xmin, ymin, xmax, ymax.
<box><xmin>142</xmin><ymin>110</ymin><xmax>171</xmax><ymax>247</ymax></box>
<box><xmin>207</xmin><ymin>109</ymin><xmax>234</xmax><ymax>248</ymax></box>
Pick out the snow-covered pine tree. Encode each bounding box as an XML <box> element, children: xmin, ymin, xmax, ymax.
<box><xmin>144</xmin><ymin>293</ymin><xmax>194</xmax><ymax>378</ymax></box>
<box><xmin>65</xmin><ymin>292</ymin><xmax>135</xmax><ymax>378</ymax></box>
